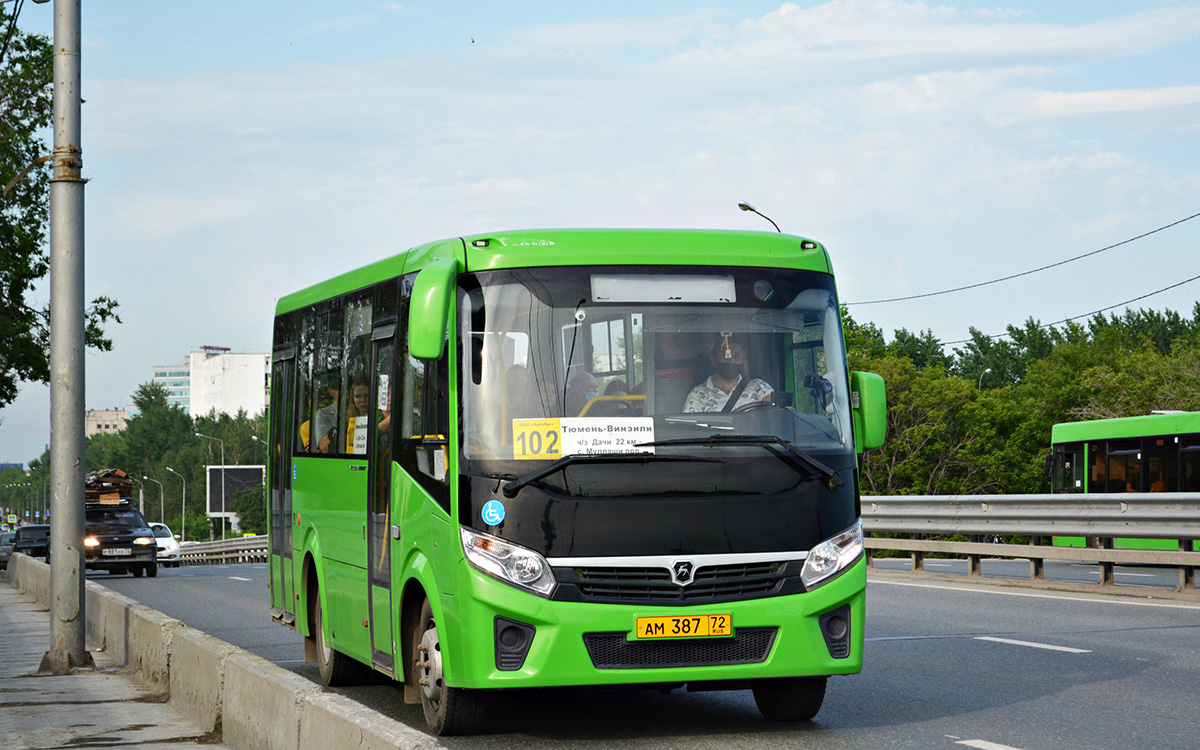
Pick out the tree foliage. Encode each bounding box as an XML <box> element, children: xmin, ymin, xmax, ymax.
<box><xmin>14</xmin><ymin>382</ymin><xmax>267</xmax><ymax>541</ymax></box>
<box><xmin>0</xmin><ymin>7</ymin><xmax>120</xmax><ymax>414</ymax></box>
<box><xmin>852</xmin><ymin>303</ymin><xmax>1200</xmax><ymax>496</ymax></box>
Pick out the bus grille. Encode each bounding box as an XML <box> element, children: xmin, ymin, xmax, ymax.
<box><xmin>563</xmin><ymin>561</ymin><xmax>790</xmax><ymax>604</ymax></box>
<box><xmin>583</xmin><ymin>628</ymin><xmax>777</xmax><ymax>669</ymax></box>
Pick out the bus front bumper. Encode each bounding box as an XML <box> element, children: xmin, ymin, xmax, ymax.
<box><xmin>440</xmin><ymin>557</ymin><xmax>866</xmax><ymax>690</ymax></box>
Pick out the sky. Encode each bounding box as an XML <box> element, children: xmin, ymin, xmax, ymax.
<box><xmin>2</xmin><ymin>0</ymin><xmax>1198</xmax><ymax>465</ymax></box>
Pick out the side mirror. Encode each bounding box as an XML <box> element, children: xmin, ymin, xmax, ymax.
<box><xmin>408</xmin><ymin>259</ymin><xmax>457</xmax><ymax>360</ymax></box>
<box><xmin>850</xmin><ymin>371</ymin><xmax>886</xmax><ymax>452</ymax></box>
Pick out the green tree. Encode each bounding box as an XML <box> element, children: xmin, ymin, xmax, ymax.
<box><xmin>230</xmin><ymin>485</ymin><xmax>266</xmax><ymax>536</ymax></box>
<box><xmin>0</xmin><ymin>8</ymin><xmax>119</xmax><ymax>414</ymax></box>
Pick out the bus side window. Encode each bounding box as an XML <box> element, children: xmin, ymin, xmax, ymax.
<box><xmin>295</xmin><ymin>309</ymin><xmax>315</xmax><ymax>453</ymax></box>
<box><xmin>398</xmin><ymin>274</ymin><xmax>451</xmax><ymax>512</ymax></box>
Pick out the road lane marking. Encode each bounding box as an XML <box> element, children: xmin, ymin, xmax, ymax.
<box><xmin>229</xmin><ymin>576</ymin><xmax>252</xmax><ymax>581</ymax></box>
<box><xmin>974</xmin><ymin>636</ymin><xmax>1090</xmax><ymax>653</ymax></box>
<box><xmin>956</xmin><ymin>740</ymin><xmax>1026</xmax><ymax>750</ymax></box>
<box><xmin>869</xmin><ymin>578</ymin><xmax>1200</xmax><ymax>610</ymax></box>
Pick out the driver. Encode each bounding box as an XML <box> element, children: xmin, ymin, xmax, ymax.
<box><xmin>683</xmin><ymin>335</ymin><xmax>773</xmax><ymax>412</ymax></box>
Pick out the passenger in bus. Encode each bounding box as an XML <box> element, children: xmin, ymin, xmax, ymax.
<box><xmin>345</xmin><ymin>380</ymin><xmax>371</xmax><ymax>454</ymax></box>
<box><xmin>505</xmin><ymin>364</ymin><xmax>537</xmax><ymax>421</ymax></box>
<box><xmin>565</xmin><ymin>370</ymin><xmax>599</xmax><ymax>417</ymax></box>
<box><xmin>314</xmin><ymin>385</ymin><xmax>340</xmax><ymax>454</ymax></box>
<box><xmin>587</xmin><ymin>380</ymin><xmax>632</xmax><ymax>417</ymax></box>
<box><xmin>683</xmin><ymin>336</ymin><xmax>773</xmax><ymax>412</ymax></box>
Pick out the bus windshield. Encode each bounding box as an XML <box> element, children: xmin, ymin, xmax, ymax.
<box><xmin>460</xmin><ymin>266</ymin><xmax>853</xmax><ymax>470</ymax></box>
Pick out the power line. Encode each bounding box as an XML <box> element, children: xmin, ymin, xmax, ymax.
<box><xmin>847</xmin><ymin>210</ymin><xmax>1200</xmax><ymax>306</ymax></box>
<box><xmin>0</xmin><ymin>0</ymin><xmax>27</xmax><ymax>69</ymax></box>
<box><xmin>940</xmin><ymin>272</ymin><xmax>1200</xmax><ymax>346</ymax></box>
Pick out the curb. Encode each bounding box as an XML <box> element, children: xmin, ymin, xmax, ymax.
<box><xmin>8</xmin><ymin>553</ymin><xmax>436</xmax><ymax>750</ymax></box>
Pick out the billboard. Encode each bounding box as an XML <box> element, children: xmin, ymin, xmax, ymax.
<box><xmin>204</xmin><ymin>465</ymin><xmax>265</xmax><ymax>518</ymax></box>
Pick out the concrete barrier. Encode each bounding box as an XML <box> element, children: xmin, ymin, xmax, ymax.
<box><xmin>170</xmin><ymin>627</ymin><xmax>240</xmax><ymax>733</ymax></box>
<box><xmin>8</xmin><ymin>552</ymin><xmax>438</xmax><ymax>750</ymax></box>
<box><xmin>224</xmin><ymin>650</ymin><xmax>322</xmax><ymax>750</ymax></box>
<box><xmin>299</xmin><ymin>691</ymin><xmax>438</xmax><ymax>750</ymax></box>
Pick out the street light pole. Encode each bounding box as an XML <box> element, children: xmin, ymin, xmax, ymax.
<box><xmin>42</xmin><ymin>0</ymin><xmax>92</xmax><ymax>675</ymax></box>
<box><xmin>196</xmin><ymin>433</ymin><xmax>226</xmax><ymax>540</ymax></box>
<box><xmin>143</xmin><ymin>476</ymin><xmax>164</xmax><ymax>523</ymax></box>
<box><xmin>165</xmin><ymin>467</ymin><xmax>186</xmax><ymax>543</ymax></box>
<box><xmin>978</xmin><ymin>367</ymin><xmax>992</xmax><ymax>390</ymax></box>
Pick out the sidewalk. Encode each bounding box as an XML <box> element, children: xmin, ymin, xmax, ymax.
<box><xmin>0</xmin><ymin>572</ymin><xmax>229</xmax><ymax>750</ymax></box>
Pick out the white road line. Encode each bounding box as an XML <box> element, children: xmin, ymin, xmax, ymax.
<box><xmin>870</xmin><ymin>578</ymin><xmax>1200</xmax><ymax>610</ymax></box>
<box><xmin>974</xmin><ymin>636</ymin><xmax>1091</xmax><ymax>653</ymax></box>
<box><xmin>229</xmin><ymin>576</ymin><xmax>252</xmax><ymax>581</ymax></box>
<box><xmin>956</xmin><ymin>740</ymin><xmax>1027</xmax><ymax>750</ymax></box>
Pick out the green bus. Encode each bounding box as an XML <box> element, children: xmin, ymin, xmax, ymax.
<box><xmin>1050</xmin><ymin>411</ymin><xmax>1200</xmax><ymax>550</ymax></box>
<box><xmin>266</xmin><ymin>229</ymin><xmax>886</xmax><ymax>734</ymax></box>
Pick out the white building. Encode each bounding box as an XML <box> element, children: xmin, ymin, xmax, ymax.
<box><xmin>85</xmin><ymin>409</ymin><xmax>127</xmax><ymax>437</ymax></box>
<box><xmin>154</xmin><ymin>347</ymin><xmax>269</xmax><ymax>417</ymax></box>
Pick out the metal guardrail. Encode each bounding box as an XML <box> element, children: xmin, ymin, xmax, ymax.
<box><xmin>179</xmin><ymin>535</ymin><xmax>268</xmax><ymax>565</ymax></box>
<box><xmin>176</xmin><ymin>494</ymin><xmax>1200</xmax><ymax>597</ymax></box>
<box><xmin>863</xmin><ymin>493</ymin><xmax>1200</xmax><ymax>595</ymax></box>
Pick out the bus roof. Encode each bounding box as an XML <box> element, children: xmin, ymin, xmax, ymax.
<box><xmin>275</xmin><ymin>229</ymin><xmax>831</xmax><ymax>316</ymax></box>
<box><xmin>1051</xmin><ymin>411</ymin><xmax>1200</xmax><ymax>445</ymax></box>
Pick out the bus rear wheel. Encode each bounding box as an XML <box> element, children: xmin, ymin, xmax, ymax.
<box><xmin>411</xmin><ymin>597</ymin><xmax>486</xmax><ymax>735</ymax></box>
<box><xmin>752</xmin><ymin>676</ymin><xmax>827</xmax><ymax>722</ymax></box>
<box><xmin>312</xmin><ymin>585</ymin><xmax>367</xmax><ymax>686</ymax></box>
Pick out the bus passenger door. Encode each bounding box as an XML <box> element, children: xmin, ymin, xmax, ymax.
<box><xmin>367</xmin><ymin>327</ymin><xmax>396</xmax><ymax>673</ymax></box>
<box><xmin>269</xmin><ymin>350</ymin><xmax>297</xmax><ymax>624</ymax></box>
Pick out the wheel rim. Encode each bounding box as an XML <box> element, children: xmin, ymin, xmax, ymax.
<box><xmin>417</xmin><ymin>620</ymin><xmax>444</xmax><ymax>707</ymax></box>
<box><xmin>316</xmin><ymin>601</ymin><xmax>332</xmax><ymax>665</ymax></box>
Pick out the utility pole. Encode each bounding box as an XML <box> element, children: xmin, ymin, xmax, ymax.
<box><xmin>41</xmin><ymin>0</ymin><xmax>93</xmax><ymax>673</ymax></box>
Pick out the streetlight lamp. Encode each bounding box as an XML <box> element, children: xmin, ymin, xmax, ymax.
<box><xmin>978</xmin><ymin>368</ymin><xmax>992</xmax><ymax>390</ymax></box>
<box><xmin>165</xmin><ymin>467</ymin><xmax>186</xmax><ymax>543</ymax></box>
<box><xmin>737</xmin><ymin>201</ymin><xmax>782</xmax><ymax>233</ymax></box>
<box><xmin>196</xmin><ymin>432</ymin><xmax>226</xmax><ymax>540</ymax></box>
<box><xmin>143</xmin><ymin>475</ymin><xmax>165</xmax><ymax>523</ymax></box>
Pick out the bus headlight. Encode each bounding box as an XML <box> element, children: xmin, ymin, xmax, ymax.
<box><xmin>801</xmin><ymin>520</ymin><xmax>863</xmax><ymax>590</ymax></box>
<box><xmin>461</xmin><ymin>528</ymin><xmax>556</xmax><ymax>597</ymax></box>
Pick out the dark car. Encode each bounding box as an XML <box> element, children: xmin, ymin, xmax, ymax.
<box><xmin>0</xmin><ymin>531</ymin><xmax>15</xmax><ymax>569</ymax></box>
<box><xmin>84</xmin><ymin>503</ymin><xmax>157</xmax><ymax>577</ymax></box>
<box><xmin>13</xmin><ymin>524</ymin><xmax>50</xmax><ymax>560</ymax></box>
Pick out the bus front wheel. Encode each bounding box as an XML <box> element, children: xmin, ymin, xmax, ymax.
<box><xmin>411</xmin><ymin>597</ymin><xmax>486</xmax><ymax>735</ymax></box>
<box><xmin>752</xmin><ymin>676</ymin><xmax>827</xmax><ymax>721</ymax></box>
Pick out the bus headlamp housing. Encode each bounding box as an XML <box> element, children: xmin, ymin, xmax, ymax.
<box><xmin>801</xmin><ymin>520</ymin><xmax>863</xmax><ymax>589</ymax></box>
<box><xmin>461</xmin><ymin>528</ymin><xmax>556</xmax><ymax>597</ymax></box>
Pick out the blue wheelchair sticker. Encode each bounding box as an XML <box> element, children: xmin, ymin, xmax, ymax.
<box><xmin>482</xmin><ymin>499</ymin><xmax>506</xmax><ymax>526</ymax></box>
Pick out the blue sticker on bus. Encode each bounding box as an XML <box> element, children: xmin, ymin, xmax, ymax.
<box><xmin>482</xmin><ymin>500</ymin><xmax>506</xmax><ymax>526</ymax></box>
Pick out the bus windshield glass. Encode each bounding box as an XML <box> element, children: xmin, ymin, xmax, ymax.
<box><xmin>460</xmin><ymin>266</ymin><xmax>853</xmax><ymax>469</ymax></box>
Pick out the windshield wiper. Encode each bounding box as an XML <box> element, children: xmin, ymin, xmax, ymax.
<box><xmin>636</xmin><ymin>435</ymin><xmax>844</xmax><ymax>490</ymax></box>
<box><xmin>502</xmin><ymin>453</ymin><xmax>724</xmax><ymax>498</ymax></box>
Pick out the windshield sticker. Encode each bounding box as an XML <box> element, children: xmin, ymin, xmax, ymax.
<box><xmin>482</xmin><ymin>499</ymin><xmax>506</xmax><ymax>526</ymax></box>
<box><xmin>513</xmin><ymin>417</ymin><xmax>654</xmax><ymax>460</ymax></box>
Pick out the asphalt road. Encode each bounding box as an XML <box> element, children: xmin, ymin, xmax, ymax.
<box><xmin>97</xmin><ymin>563</ymin><xmax>1200</xmax><ymax>749</ymax></box>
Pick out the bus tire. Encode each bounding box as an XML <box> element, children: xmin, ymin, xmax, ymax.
<box><xmin>412</xmin><ymin>597</ymin><xmax>486</xmax><ymax>735</ymax></box>
<box><xmin>312</xmin><ymin>584</ymin><xmax>366</xmax><ymax>687</ymax></box>
<box><xmin>752</xmin><ymin>676</ymin><xmax>827</xmax><ymax>721</ymax></box>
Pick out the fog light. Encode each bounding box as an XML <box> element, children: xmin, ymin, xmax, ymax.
<box><xmin>819</xmin><ymin>605</ymin><xmax>852</xmax><ymax>659</ymax></box>
<box><xmin>494</xmin><ymin>617</ymin><xmax>536</xmax><ymax>671</ymax></box>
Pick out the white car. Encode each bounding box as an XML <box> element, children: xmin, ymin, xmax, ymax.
<box><xmin>150</xmin><ymin>523</ymin><xmax>182</xmax><ymax>568</ymax></box>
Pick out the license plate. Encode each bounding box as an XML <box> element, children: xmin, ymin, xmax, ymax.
<box><xmin>635</xmin><ymin>614</ymin><xmax>732</xmax><ymax>639</ymax></box>
<box><xmin>102</xmin><ymin>548</ymin><xmax>131</xmax><ymax>557</ymax></box>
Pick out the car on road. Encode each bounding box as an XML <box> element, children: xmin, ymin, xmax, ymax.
<box><xmin>0</xmin><ymin>531</ymin><xmax>15</xmax><ymax>569</ymax></box>
<box><xmin>13</xmin><ymin>524</ymin><xmax>50</xmax><ymax>560</ymax></box>
<box><xmin>149</xmin><ymin>523</ymin><xmax>181</xmax><ymax>568</ymax></box>
<box><xmin>84</xmin><ymin>503</ymin><xmax>157</xmax><ymax>577</ymax></box>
